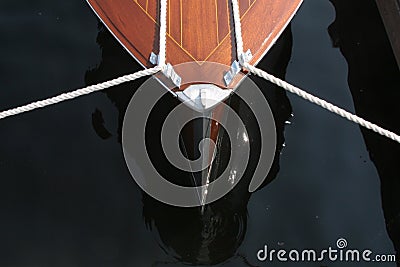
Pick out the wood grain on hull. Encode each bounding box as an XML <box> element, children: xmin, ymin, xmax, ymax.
<box><xmin>87</xmin><ymin>0</ymin><xmax>303</xmax><ymax>88</ymax></box>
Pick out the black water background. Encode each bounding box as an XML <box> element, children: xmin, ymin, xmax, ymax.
<box><xmin>0</xmin><ymin>0</ymin><xmax>399</xmax><ymax>266</ymax></box>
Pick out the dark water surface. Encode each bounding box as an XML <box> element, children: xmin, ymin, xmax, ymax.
<box><xmin>0</xmin><ymin>0</ymin><xmax>399</xmax><ymax>266</ymax></box>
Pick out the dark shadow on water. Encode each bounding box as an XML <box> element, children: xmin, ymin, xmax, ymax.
<box><xmin>85</xmin><ymin>22</ymin><xmax>293</xmax><ymax>265</ymax></box>
<box><xmin>328</xmin><ymin>0</ymin><xmax>400</xmax><ymax>265</ymax></box>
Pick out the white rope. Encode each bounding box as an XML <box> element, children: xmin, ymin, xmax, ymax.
<box><xmin>244</xmin><ymin>63</ymin><xmax>400</xmax><ymax>143</ymax></box>
<box><xmin>158</xmin><ymin>0</ymin><xmax>168</xmax><ymax>67</ymax></box>
<box><xmin>0</xmin><ymin>0</ymin><xmax>169</xmax><ymax>121</ymax></box>
<box><xmin>230</xmin><ymin>0</ymin><xmax>400</xmax><ymax>143</ymax></box>
<box><xmin>231</xmin><ymin>0</ymin><xmax>244</xmax><ymax>57</ymax></box>
<box><xmin>0</xmin><ymin>66</ymin><xmax>161</xmax><ymax>120</ymax></box>
<box><xmin>1</xmin><ymin>0</ymin><xmax>398</xmax><ymax>145</ymax></box>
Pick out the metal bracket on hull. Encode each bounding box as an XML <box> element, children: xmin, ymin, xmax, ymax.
<box><xmin>239</xmin><ymin>49</ymin><xmax>253</xmax><ymax>66</ymax></box>
<box><xmin>224</xmin><ymin>60</ymin><xmax>241</xmax><ymax>86</ymax></box>
<box><xmin>149</xmin><ymin>52</ymin><xmax>159</xmax><ymax>65</ymax></box>
<box><xmin>162</xmin><ymin>63</ymin><xmax>182</xmax><ymax>88</ymax></box>
<box><xmin>224</xmin><ymin>49</ymin><xmax>253</xmax><ymax>86</ymax></box>
<box><xmin>149</xmin><ymin>53</ymin><xmax>182</xmax><ymax>88</ymax></box>
<box><xmin>176</xmin><ymin>84</ymin><xmax>232</xmax><ymax>113</ymax></box>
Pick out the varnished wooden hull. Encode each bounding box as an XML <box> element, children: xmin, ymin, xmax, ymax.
<box><xmin>87</xmin><ymin>0</ymin><xmax>303</xmax><ymax>90</ymax></box>
<box><xmin>87</xmin><ymin>0</ymin><xmax>301</xmax><ymax>203</ymax></box>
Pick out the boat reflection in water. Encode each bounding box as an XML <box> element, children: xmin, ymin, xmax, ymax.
<box><xmin>329</xmin><ymin>0</ymin><xmax>400</xmax><ymax>264</ymax></box>
<box><xmin>86</xmin><ymin>22</ymin><xmax>293</xmax><ymax>265</ymax></box>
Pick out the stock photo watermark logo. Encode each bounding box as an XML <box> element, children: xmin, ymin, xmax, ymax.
<box><xmin>257</xmin><ymin>238</ymin><xmax>397</xmax><ymax>264</ymax></box>
<box><xmin>121</xmin><ymin>62</ymin><xmax>276</xmax><ymax>207</ymax></box>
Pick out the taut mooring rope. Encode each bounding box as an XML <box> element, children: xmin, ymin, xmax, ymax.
<box><xmin>0</xmin><ymin>0</ymin><xmax>171</xmax><ymax>121</ymax></box>
<box><xmin>0</xmin><ymin>67</ymin><xmax>161</xmax><ymax>120</ymax></box>
<box><xmin>231</xmin><ymin>0</ymin><xmax>244</xmax><ymax>57</ymax></box>
<box><xmin>1</xmin><ymin>0</ymin><xmax>399</xmax><ymax>144</ymax></box>
<box><xmin>158</xmin><ymin>0</ymin><xmax>168</xmax><ymax>68</ymax></box>
<box><xmin>244</xmin><ymin>63</ymin><xmax>400</xmax><ymax>143</ymax></box>
<box><xmin>230</xmin><ymin>0</ymin><xmax>400</xmax><ymax>144</ymax></box>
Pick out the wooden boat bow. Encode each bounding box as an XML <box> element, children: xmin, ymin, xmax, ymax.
<box><xmin>87</xmin><ymin>0</ymin><xmax>303</xmax><ymax>92</ymax></box>
<box><xmin>85</xmin><ymin>0</ymin><xmax>303</xmax><ymax>208</ymax></box>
